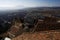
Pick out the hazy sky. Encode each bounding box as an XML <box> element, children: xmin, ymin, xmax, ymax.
<box><xmin>0</xmin><ymin>0</ymin><xmax>60</xmax><ymax>10</ymax></box>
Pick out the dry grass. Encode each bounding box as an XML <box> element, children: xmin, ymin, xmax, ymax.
<box><xmin>12</xmin><ymin>30</ymin><xmax>60</xmax><ymax>40</ymax></box>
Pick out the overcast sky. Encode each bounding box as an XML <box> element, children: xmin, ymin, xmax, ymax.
<box><xmin>0</xmin><ymin>0</ymin><xmax>60</xmax><ymax>10</ymax></box>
